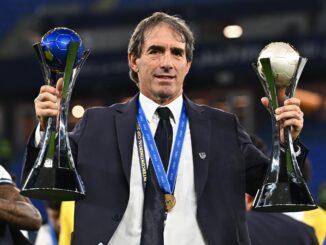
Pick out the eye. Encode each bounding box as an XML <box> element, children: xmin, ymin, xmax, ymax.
<box><xmin>149</xmin><ymin>49</ymin><xmax>159</xmax><ymax>54</ymax></box>
<box><xmin>172</xmin><ymin>48</ymin><xmax>185</xmax><ymax>57</ymax></box>
<box><xmin>148</xmin><ymin>46</ymin><xmax>164</xmax><ymax>55</ymax></box>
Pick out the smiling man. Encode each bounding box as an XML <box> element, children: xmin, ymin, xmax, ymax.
<box><xmin>128</xmin><ymin>22</ymin><xmax>191</xmax><ymax>105</ymax></box>
<box><xmin>24</xmin><ymin>12</ymin><xmax>307</xmax><ymax>245</ymax></box>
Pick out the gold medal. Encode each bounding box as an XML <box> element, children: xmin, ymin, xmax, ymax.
<box><xmin>164</xmin><ymin>194</ymin><xmax>176</xmax><ymax>212</ymax></box>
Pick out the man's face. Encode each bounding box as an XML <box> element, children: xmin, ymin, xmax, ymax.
<box><xmin>129</xmin><ymin>23</ymin><xmax>191</xmax><ymax>105</ymax></box>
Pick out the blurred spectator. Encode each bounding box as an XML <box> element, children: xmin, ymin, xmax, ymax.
<box><xmin>35</xmin><ymin>201</ymin><xmax>61</xmax><ymax>245</ymax></box>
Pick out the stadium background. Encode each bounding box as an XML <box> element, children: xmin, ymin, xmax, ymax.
<box><xmin>0</xmin><ymin>0</ymin><xmax>325</xmax><ymax>220</ymax></box>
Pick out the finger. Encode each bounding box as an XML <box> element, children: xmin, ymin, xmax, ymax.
<box><xmin>275</xmin><ymin>104</ymin><xmax>301</xmax><ymax>115</ymax></box>
<box><xmin>282</xmin><ymin>118</ymin><xmax>303</xmax><ymax>130</ymax></box>
<box><xmin>35</xmin><ymin>92</ymin><xmax>58</xmax><ymax>104</ymax></box>
<box><xmin>35</xmin><ymin>108</ymin><xmax>58</xmax><ymax>118</ymax></box>
<box><xmin>275</xmin><ymin>110</ymin><xmax>303</xmax><ymax>121</ymax></box>
<box><xmin>56</xmin><ymin>78</ymin><xmax>64</xmax><ymax>96</ymax></box>
<box><xmin>260</xmin><ymin>97</ymin><xmax>269</xmax><ymax>108</ymax></box>
<box><xmin>36</xmin><ymin>100</ymin><xmax>59</xmax><ymax>110</ymax></box>
<box><xmin>284</xmin><ymin>97</ymin><xmax>301</xmax><ymax>106</ymax></box>
<box><xmin>39</xmin><ymin>85</ymin><xmax>57</xmax><ymax>95</ymax></box>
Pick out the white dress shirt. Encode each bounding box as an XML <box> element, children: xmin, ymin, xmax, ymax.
<box><xmin>108</xmin><ymin>93</ymin><xmax>206</xmax><ymax>245</ymax></box>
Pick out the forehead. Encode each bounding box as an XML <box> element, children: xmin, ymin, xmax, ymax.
<box><xmin>143</xmin><ymin>23</ymin><xmax>186</xmax><ymax>49</ymax></box>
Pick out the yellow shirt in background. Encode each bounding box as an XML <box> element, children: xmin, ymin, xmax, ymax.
<box><xmin>303</xmin><ymin>207</ymin><xmax>326</xmax><ymax>245</ymax></box>
<box><xmin>59</xmin><ymin>201</ymin><xmax>74</xmax><ymax>245</ymax></box>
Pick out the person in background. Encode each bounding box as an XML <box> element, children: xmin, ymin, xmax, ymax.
<box><xmin>0</xmin><ymin>164</ymin><xmax>42</xmax><ymax>244</ymax></box>
<box><xmin>58</xmin><ymin>201</ymin><xmax>74</xmax><ymax>245</ymax></box>
<box><xmin>35</xmin><ymin>201</ymin><xmax>61</xmax><ymax>245</ymax></box>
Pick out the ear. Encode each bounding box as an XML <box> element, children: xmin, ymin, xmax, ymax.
<box><xmin>128</xmin><ymin>53</ymin><xmax>139</xmax><ymax>72</ymax></box>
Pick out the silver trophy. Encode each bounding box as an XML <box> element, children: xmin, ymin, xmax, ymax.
<box><xmin>252</xmin><ymin>42</ymin><xmax>317</xmax><ymax>212</ymax></box>
<box><xmin>21</xmin><ymin>27</ymin><xmax>90</xmax><ymax>201</ymax></box>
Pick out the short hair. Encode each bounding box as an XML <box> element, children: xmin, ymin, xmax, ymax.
<box><xmin>128</xmin><ymin>12</ymin><xmax>195</xmax><ymax>84</ymax></box>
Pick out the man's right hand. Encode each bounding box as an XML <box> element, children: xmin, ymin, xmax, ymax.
<box><xmin>34</xmin><ymin>78</ymin><xmax>63</xmax><ymax>131</ymax></box>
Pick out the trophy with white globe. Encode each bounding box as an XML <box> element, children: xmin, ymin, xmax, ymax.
<box><xmin>252</xmin><ymin>42</ymin><xmax>317</xmax><ymax>212</ymax></box>
<box><xmin>21</xmin><ymin>27</ymin><xmax>90</xmax><ymax>201</ymax></box>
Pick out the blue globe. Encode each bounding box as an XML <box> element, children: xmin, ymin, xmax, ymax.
<box><xmin>40</xmin><ymin>27</ymin><xmax>85</xmax><ymax>71</ymax></box>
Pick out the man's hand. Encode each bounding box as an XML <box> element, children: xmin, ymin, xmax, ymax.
<box><xmin>261</xmin><ymin>97</ymin><xmax>304</xmax><ymax>144</ymax></box>
<box><xmin>34</xmin><ymin>78</ymin><xmax>63</xmax><ymax>131</ymax></box>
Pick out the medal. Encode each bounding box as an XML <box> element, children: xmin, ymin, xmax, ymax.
<box><xmin>164</xmin><ymin>194</ymin><xmax>176</xmax><ymax>211</ymax></box>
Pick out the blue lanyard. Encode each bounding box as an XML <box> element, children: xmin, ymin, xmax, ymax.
<box><xmin>137</xmin><ymin>100</ymin><xmax>187</xmax><ymax>194</ymax></box>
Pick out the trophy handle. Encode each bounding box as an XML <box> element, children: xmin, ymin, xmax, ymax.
<box><xmin>21</xmin><ymin>42</ymin><xmax>88</xmax><ymax>201</ymax></box>
<box><xmin>252</xmin><ymin>57</ymin><xmax>317</xmax><ymax>212</ymax></box>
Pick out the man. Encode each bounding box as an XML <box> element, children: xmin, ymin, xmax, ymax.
<box><xmin>23</xmin><ymin>12</ymin><xmax>306</xmax><ymax>244</ymax></box>
<box><xmin>0</xmin><ymin>165</ymin><xmax>42</xmax><ymax>244</ymax></box>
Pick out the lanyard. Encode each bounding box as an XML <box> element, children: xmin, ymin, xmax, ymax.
<box><xmin>136</xmin><ymin>123</ymin><xmax>147</xmax><ymax>190</ymax></box>
<box><xmin>137</xmin><ymin>100</ymin><xmax>187</xmax><ymax>194</ymax></box>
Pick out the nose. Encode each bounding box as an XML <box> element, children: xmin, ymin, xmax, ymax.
<box><xmin>160</xmin><ymin>53</ymin><xmax>173</xmax><ymax>70</ymax></box>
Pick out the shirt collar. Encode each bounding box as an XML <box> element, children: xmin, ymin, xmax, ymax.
<box><xmin>139</xmin><ymin>93</ymin><xmax>183</xmax><ymax>125</ymax></box>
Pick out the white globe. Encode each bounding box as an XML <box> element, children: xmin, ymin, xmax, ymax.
<box><xmin>257</xmin><ymin>42</ymin><xmax>300</xmax><ymax>87</ymax></box>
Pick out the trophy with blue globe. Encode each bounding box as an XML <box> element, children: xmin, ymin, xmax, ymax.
<box><xmin>252</xmin><ymin>42</ymin><xmax>317</xmax><ymax>211</ymax></box>
<box><xmin>21</xmin><ymin>27</ymin><xmax>90</xmax><ymax>200</ymax></box>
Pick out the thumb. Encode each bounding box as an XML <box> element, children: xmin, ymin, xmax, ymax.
<box><xmin>56</xmin><ymin>77</ymin><xmax>64</xmax><ymax>98</ymax></box>
<box><xmin>261</xmin><ymin>97</ymin><xmax>269</xmax><ymax>109</ymax></box>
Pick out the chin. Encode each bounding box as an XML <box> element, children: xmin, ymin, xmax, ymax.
<box><xmin>156</xmin><ymin>89</ymin><xmax>175</xmax><ymax>99</ymax></box>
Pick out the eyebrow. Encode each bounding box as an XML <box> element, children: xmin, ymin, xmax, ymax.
<box><xmin>147</xmin><ymin>45</ymin><xmax>164</xmax><ymax>52</ymax></box>
<box><xmin>147</xmin><ymin>45</ymin><xmax>185</xmax><ymax>55</ymax></box>
<box><xmin>171</xmin><ymin>47</ymin><xmax>185</xmax><ymax>55</ymax></box>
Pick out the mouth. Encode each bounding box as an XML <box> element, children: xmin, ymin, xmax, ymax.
<box><xmin>154</xmin><ymin>74</ymin><xmax>176</xmax><ymax>82</ymax></box>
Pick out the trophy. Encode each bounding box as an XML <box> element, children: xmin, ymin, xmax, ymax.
<box><xmin>20</xmin><ymin>27</ymin><xmax>90</xmax><ymax>201</ymax></box>
<box><xmin>252</xmin><ymin>42</ymin><xmax>317</xmax><ymax>212</ymax></box>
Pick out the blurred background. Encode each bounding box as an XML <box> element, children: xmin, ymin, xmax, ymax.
<box><xmin>0</xmin><ymin>0</ymin><xmax>325</xmax><ymax>221</ymax></box>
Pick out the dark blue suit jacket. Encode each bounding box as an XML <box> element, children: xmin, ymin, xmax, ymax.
<box><xmin>23</xmin><ymin>94</ymin><xmax>307</xmax><ymax>245</ymax></box>
<box><xmin>247</xmin><ymin>211</ymin><xmax>318</xmax><ymax>245</ymax></box>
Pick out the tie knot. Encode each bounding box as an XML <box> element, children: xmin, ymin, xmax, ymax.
<box><xmin>156</xmin><ymin>107</ymin><xmax>171</xmax><ymax>121</ymax></box>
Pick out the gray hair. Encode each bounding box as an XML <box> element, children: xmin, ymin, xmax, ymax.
<box><xmin>128</xmin><ymin>12</ymin><xmax>195</xmax><ymax>84</ymax></box>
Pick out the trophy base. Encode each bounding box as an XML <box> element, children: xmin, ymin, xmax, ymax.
<box><xmin>252</xmin><ymin>182</ymin><xmax>317</xmax><ymax>212</ymax></box>
<box><xmin>20</xmin><ymin>167</ymin><xmax>86</xmax><ymax>201</ymax></box>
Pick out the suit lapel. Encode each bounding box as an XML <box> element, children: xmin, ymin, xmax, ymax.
<box><xmin>115</xmin><ymin>94</ymin><xmax>138</xmax><ymax>185</ymax></box>
<box><xmin>184</xmin><ymin>97</ymin><xmax>211</xmax><ymax>200</ymax></box>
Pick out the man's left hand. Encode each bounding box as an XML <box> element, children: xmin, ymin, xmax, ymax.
<box><xmin>261</xmin><ymin>97</ymin><xmax>304</xmax><ymax>144</ymax></box>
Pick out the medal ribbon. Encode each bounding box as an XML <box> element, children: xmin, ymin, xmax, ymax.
<box><xmin>137</xmin><ymin>100</ymin><xmax>187</xmax><ymax>194</ymax></box>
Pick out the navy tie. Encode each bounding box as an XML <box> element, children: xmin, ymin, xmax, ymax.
<box><xmin>140</xmin><ymin>107</ymin><xmax>173</xmax><ymax>245</ymax></box>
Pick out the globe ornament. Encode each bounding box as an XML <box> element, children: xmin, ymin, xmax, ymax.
<box><xmin>257</xmin><ymin>42</ymin><xmax>300</xmax><ymax>87</ymax></box>
<box><xmin>40</xmin><ymin>27</ymin><xmax>84</xmax><ymax>71</ymax></box>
